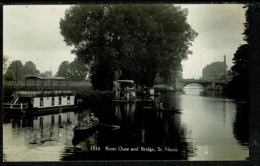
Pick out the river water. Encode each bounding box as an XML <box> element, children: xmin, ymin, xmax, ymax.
<box><xmin>3</xmin><ymin>88</ymin><xmax>249</xmax><ymax>161</ymax></box>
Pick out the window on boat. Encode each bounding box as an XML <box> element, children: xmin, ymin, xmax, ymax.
<box><xmin>118</xmin><ymin>82</ymin><xmax>134</xmax><ymax>89</ymax></box>
<box><xmin>52</xmin><ymin>97</ymin><xmax>55</xmax><ymax>106</ymax></box>
<box><xmin>40</xmin><ymin>97</ymin><xmax>43</xmax><ymax>107</ymax></box>
<box><xmin>67</xmin><ymin>96</ymin><xmax>70</xmax><ymax>104</ymax></box>
<box><xmin>59</xmin><ymin>97</ymin><xmax>61</xmax><ymax>105</ymax></box>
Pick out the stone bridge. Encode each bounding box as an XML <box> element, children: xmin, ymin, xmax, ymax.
<box><xmin>175</xmin><ymin>79</ymin><xmax>228</xmax><ymax>91</ymax></box>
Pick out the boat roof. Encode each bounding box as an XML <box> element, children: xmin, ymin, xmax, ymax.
<box><xmin>116</xmin><ymin>80</ymin><xmax>134</xmax><ymax>83</ymax></box>
<box><xmin>25</xmin><ymin>76</ymin><xmax>66</xmax><ymax>80</ymax></box>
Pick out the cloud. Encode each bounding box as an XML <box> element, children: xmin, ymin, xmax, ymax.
<box><xmin>4</xmin><ymin>4</ymin><xmax>246</xmax><ymax>78</ymax></box>
<box><xmin>4</xmin><ymin>5</ymin><xmax>74</xmax><ymax>74</ymax></box>
<box><xmin>181</xmin><ymin>4</ymin><xmax>246</xmax><ymax>79</ymax></box>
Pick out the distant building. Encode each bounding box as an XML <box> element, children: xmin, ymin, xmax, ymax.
<box><xmin>201</xmin><ymin>55</ymin><xmax>228</xmax><ymax>80</ymax></box>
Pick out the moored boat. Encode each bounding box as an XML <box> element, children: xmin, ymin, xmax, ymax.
<box><xmin>112</xmin><ymin>80</ymin><xmax>137</xmax><ymax>102</ymax></box>
<box><xmin>4</xmin><ymin>76</ymin><xmax>80</xmax><ymax>118</ymax></box>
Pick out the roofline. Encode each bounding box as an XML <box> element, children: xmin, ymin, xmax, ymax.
<box><xmin>116</xmin><ymin>80</ymin><xmax>134</xmax><ymax>83</ymax></box>
<box><xmin>25</xmin><ymin>76</ymin><xmax>67</xmax><ymax>80</ymax></box>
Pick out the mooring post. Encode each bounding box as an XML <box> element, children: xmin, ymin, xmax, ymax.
<box><xmin>40</xmin><ymin>117</ymin><xmax>43</xmax><ymax>127</ymax></box>
<box><xmin>58</xmin><ymin>115</ymin><xmax>62</xmax><ymax>124</ymax></box>
<box><xmin>51</xmin><ymin>115</ymin><xmax>55</xmax><ymax>125</ymax></box>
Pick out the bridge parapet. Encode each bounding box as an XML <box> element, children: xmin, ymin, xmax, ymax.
<box><xmin>176</xmin><ymin>79</ymin><xmax>227</xmax><ymax>91</ymax></box>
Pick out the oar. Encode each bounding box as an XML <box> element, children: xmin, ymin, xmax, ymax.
<box><xmin>99</xmin><ymin>123</ymin><xmax>120</xmax><ymax>130</ymax></box>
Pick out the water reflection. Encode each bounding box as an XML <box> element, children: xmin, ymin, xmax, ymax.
<box><xmin>180</xmin><ymin>89</ymin><xmax>248</xmax><ymax>160</ymax></box>
<box><xmin>233</xmin><ymin>102</ymin><xmax>249</xmax><ymax>147</ymax></box>
<box><xmin>3</xmin><ymin>90</ymin><xmax>249</xmax><ymax>161</ymax></box>
<box><xmin>114</xmin><ymin>102</ymin><xmax>136</xmax><ymax>126</ymax></box>
<box><xmin>60</xmin><ymin>101</ymin><xmax>195</xmax><ymax>160</ymax></box>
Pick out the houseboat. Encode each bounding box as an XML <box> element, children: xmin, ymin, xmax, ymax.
<box><xmin>4</xmin><ymin>76</ymin><xmax>79</xmax><ymax>117</ymax></box>
<box><xmin>112</xmin><ymin>80</ymin><xmax>137</xmax><ymax>102</ymax></box>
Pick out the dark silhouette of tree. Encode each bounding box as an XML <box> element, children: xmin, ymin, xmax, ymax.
<box><xmin>4</xmin><ymin>69</ymin><xmax>15</xmax><ymax>81</ymax></box>
<box><xmin>56</xmin><ymin>61</ymin><xmax>70</xmax><ymax>79</ymax></box>
<box><xmin>4</xmin><ymin>60</ymin><xmax>24</xmax><ymax>81</ymax></box>
<box><xmin>69</xmin><ymin>59</ymin><xmax>89</xmax><ymax>81</ymax></box>
<box><xmin>56</xmin><ymin>60</ymin><xmax>89</xmax><ymax>81</ymax></box>
<box><xmin>40</xmin><ymin>71</ymin><xmax>52</xmax><ymax>77</ymax></box>
<box><xmin>227</xmin><ymin>5</ymin><xmax>249</xmax><ymax>99</ymax></box>
<box><xmin>60</xmin><ymin>4</ymin><xmax>198</xmax><ymax>90</ymax></box>
<box><xmin>22</xmin><ymin>61</ymin><xmax>40</xmax><ymax>78</ymax></box>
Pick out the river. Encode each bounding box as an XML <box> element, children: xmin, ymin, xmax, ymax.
<box><xmin>3</xmin><ymin>87</ymin><xmax>249</xmax><ymax>161</ymax></box>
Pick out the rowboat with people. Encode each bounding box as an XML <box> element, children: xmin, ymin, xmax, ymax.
<box><xmin>73</xmin><ymin>113</ymin><xmax>99</xmax><ymax>136</ymax></box>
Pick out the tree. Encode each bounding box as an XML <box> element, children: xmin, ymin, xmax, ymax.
<box><xmin>226</xmin><ymin>5</ymin><xmax>249</xmax><ymax>99</ymax></box>
<box><xmin>4</xmin><ymin>70</ymin><xmax>15</xmax><ymax>81</ymax></box>
<box><xmin>56</xmin><ymin>60</ymin><xmax>89</xmax><ymax>81</ymax></box>
<box><xmin>60</xmin><ymin>4</ymin><xmax>198</xmax><ymax>90</ymax></box>
<box><xmin>69</xmin><ymin>59</ymin><xmax>89</xmax><ymax>81</ymax></box>
<box><xmin>22</xmin><ymin>61</ymin><xmax>40</xmax><ymax>78</ymax></box>
<box><xmin>3</xmin><ymin>55</ymin><xmax>8</xmax><ymax>73</ymax></box>
<box><xmin>4</xmin><ymin>60</ymin><xmax>24</xmax><ymax>81</ymax></box>
<box><xmin>56</xmin><ymin>61</ymin><xmax>70</xmax><ymax>79</ymax></box>
<box><xmin>40</xmin><ymin>71</ymin><xmax>52</xmax><ymax>77</ymax></box>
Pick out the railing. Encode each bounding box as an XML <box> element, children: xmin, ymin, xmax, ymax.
<box><xmin>15</xmin><ymin>90</ymin><xmax>75</xmax><ymax>96</ymax></box>
<box><xmin>179</xmin><ymin>79</ymin><xmax>227</xmax><ymax>84</ymax></box>
<box><xmin>3</xmin><ymin>103</ymin><xmax>28</xmax><ymax>109</ymax></box>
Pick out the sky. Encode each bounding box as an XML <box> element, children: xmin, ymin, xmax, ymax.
<box><xmin>3</xmin><ymin>4</ymin><xmax>246</xmax><ymax>78</ymax></box>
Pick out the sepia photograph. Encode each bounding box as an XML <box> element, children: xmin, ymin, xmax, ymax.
<box><xmin>3</xmin><ymin>3</ymin><xmax>250</xmax><ymax>162</ymax></box>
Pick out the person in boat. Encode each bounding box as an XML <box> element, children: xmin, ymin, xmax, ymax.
<box><xmin>90</xmin><ymin>113</ymin><xmax>99</xmax><ymax>124</ymax></box>
<box><xmin>159</xmin><ymin>103</ymin><xmax>164</xmax><ymax>109</ymax></box>
<box><xmin>113</xmin><ymin>81</ymin><xmax>120</xmax><ymax>99</ymax></box>
<box><xmin>78</xmin><ymin>115</ymin><xmax>91</xmax><ymax>128</ymax></box>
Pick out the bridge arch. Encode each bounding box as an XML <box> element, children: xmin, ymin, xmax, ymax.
<box><xmin>182</xmin><ymin>83</ymin><xmax>206</xmax><ymax>89</ymax></box>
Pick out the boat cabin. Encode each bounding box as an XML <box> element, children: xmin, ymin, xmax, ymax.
<box><xmin>113</xmin><ymin>80</ymin><xmax>136</xmax><ymax>101</ymax></box>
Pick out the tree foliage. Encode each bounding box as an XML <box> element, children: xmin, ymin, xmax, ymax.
<box><xmin>22</xmin><ymin>61</ymin><xmax>40</xmax><ymax>78</ymax></box>
<box><xmin>227</xmin><ymin>5</ymin><xmax>249</xmax><ymax>99</ymax></box>
<box><xmin>60</xmin><ymin>4</ymin><xmax>198</xmax><ymax>90</ymax></box>
<box><xmin>40</xmin><ymin>71</ymin><xmax>52</xmax><ymax>77</ymax></box>
<box><xmin>56</xmin><ymin>61</ymin><xmax>70</xmax><ymax>79</ymax></box>
<box><xmin>4</xmin><ymin>60</ymin><xmax>24</xmax><ymax>81</ymax></box>
<box><xmin>3</xmin><ymin>55</ymin><xmax>8</xmax><ymax>73</ymax></box>
<box><xmin>56</xmin><ymin>59</ymin><xmax>89</xmax><ymax>81</ymax></box>
<box><xmin>4</xmin><ymin>60</ymin><xmax>41</xmax><ymax>81</ymax></box>
<box><xmin>69</xmin><ymin>59</ymin><xmax>89</xmax><ymax>81</ymax></box>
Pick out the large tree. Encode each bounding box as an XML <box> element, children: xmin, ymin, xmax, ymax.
<box><xmin>4</xmin><ymin>60</ymin><xmax>24</xmax><ymax>81</ymax></box>
<box><xmin>56</xmin><ymin>61</ymin><xmax>70</xmax><ymax>79</ymax></box>
<box><xmin>22</xmin><ymin>61</ymin><xmax>40</xmax><ymax>78</ymax></box>
<box><xmin>69</xmin><ymin>59</ymin><xmax>89</xmax><ymax>81</ymax></box>
<box><xmin>56</xmin><ymin>59</ymin><xmax>89</xmax><ymax>81</ymax></box>
<box><xmin>227</xmin><ymin>5</ymin><xmax>249</xmax><ymax>99</ymax></box>
<box><xmin>60</xmin><ymin>4</ymin><xmax>198</xmax><ymax>90</ymax></box>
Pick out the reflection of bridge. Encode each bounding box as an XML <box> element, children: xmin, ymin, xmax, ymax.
<box><xmin>176</xmin><ymin>79</ymin><xmax>228</xmax><ymax>91</ymax></box>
